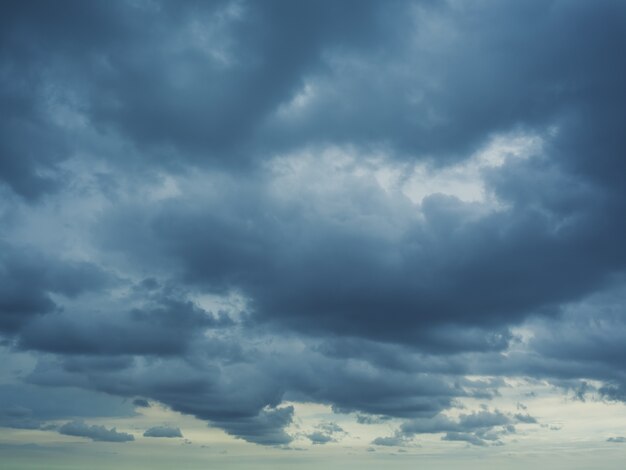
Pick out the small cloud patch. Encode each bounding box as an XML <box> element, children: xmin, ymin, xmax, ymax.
<box><xmin>143</xmin><ymin>425</ymin><xmax>183</xmax><ymax>438</ymax></box>
<box><xmin>58</xmin><ymin>420</ymin><xmax>134</xmax><ymax>442</ymax></box>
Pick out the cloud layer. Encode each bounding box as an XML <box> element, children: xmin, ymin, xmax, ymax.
<box><xmin>1</xmin><ymin>0</ymin><xmax>626</xmax><ymax>449</ymax></box>
<box><xmin>58</xmin><ymin>421</ymin><xmax>134</xmax><ymax>443</ymax></box>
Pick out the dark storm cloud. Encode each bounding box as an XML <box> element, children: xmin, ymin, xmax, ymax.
<box><xmin>18</xmin><ymin>329</ymin><xmax>502</xmax><ymax>445</ymax></box>
<box><xmin>22</xmin><ymin>350</ymin><xmax>297</xmax><ymax>445</ymax></box>
<box><xmin>503</xmin><ymin>285</ymin><xmax>626</xmax><ymax>403</ymax></box>
<box><xmin>3</xmin><ymin>0</ymin><xmax>626</xmax><ymax>344</ymax></box>
<box><xmin>60</xmin><ymin>356</ymin><xmax>135</xmax><ymax>374</ymax></box>
<box><xmin>0</xmin><ymin>383</ymin><xmax>134</xmax><ymax>430</ymax></box>
<box><xmin>58</xmin><ymin>420</ymin><xmax>134</xmax><ymax>442</ymax></box>
<box><xmin>0</xmin><ymin>0</ymin><xmax>399</xmax><ymax>197</ymax></box>
<box><xmin>92</xmin><ymin>5</ymin><xmax>626</xmax><ymax>349</ymax></box>
<box><xmin>529</xmin><ymin>289</ymin><xmax>626</xmax><ymax>371</ymax></box>
<box><xmin>8</xmin><ymin>0</ymin><xmax>620</xmax><ymax>177</ymax></box>
<box><xmin>17</xmin><ymin>289</ymin><xmax>232</xmax><ymax>356</ymax></box>
<box><xmin>401</xmin><ymin>409</ymin><xmax>510</xmax><ymax>434</ymax></box>
<box><xmin>212</xmin><ymin>406</ymin><xmax>295</xmax><ymax>446</ymax></box>
<box><xmin>0</xmin><ymin>0</ymin><xmax>134</xmax><ymax>199</ymax></box>
<box><xmin>0</xmin><ymin>251</ymin><xmax>55</xmax><ymax>333</ymax></box>
<box><xmin>0</xmin><ymin>93</ymin><xmax>66</xmax><ymax>200</ymax></box>
<box><xmin>1</xmin><ymin>0</ymin><xmax>625</xmax><ymax>191</ymax></box>
<box><xmin>424</xmin><ymin>284</ymin><xmax>626</xmax><ymax>407</ymax></box>
<box><xmin>96</xmin><ymin>153</ymin><xmax>621</xmax><ymax>351</ymax></box>
<box><xmin>255</xmin><ymin>0</ymin><xmax>626</xmax><ymax>189</ymax></box>
<box><xmin>0</xmin><ymin>50</ymin><xmax>67</xmax><ymax>199</ymax></box>
<box><xmin>87</xmin><ymin>0</ymin><xmax>391</xmax><ymax>158</ymax></box>
<box><xmin>0</xmin><ymin>245</ymin><xmax>116</xmax><ymax>333</ymax></box>
<box><xmin>286</xmin><ymin>362</ymin><xmax>466</xmax><ymax>419</ymax></box>
<box><xmin>143</xmin><ymin>425</ymin><xmax>183</xmax><ymax>438</ymax></box>
<box><xmin>2</xmin><ymin>0</ymin><xmax>626</xmax><ymax>449</ymax></box>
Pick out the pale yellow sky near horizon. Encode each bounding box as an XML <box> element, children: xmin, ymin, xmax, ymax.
<box><xmin>2</xmin><ymin>378</ymin><xmax>626</xmax><ymax>470</ymax></box>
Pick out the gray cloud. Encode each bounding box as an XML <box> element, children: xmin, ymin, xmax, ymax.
<box><xmin>143</xmin><ymin>425</ymin><xmax>183</xmax><ymax>438</ymax></box>
<box><xmin>306</xmin><ymin>432</ymin><xmax>334</xmax><ymax>445</ymax></box>
<box><xmin>0</xmin><ymin>245</ymin><xmax>115</xmax><ymax>333</ymax></box>
<box><xmin>0</xmin><ymin>405</ymin><xmax>44</xmax><ymax>430</ymax></box>
<box><xmin>0</xmin><ymin>383</ymin><xmax>134</xmax><ymax>428</ymax></box>
<box><xmin>212</xmin><ymin>406</ymin><xmax>295</xmax><ymax>446</ymax></box>
<box><xmin>1</xmin><ymin>0</ymin><xmax>626</xmax><ymax>450</ymax></box>
<box><xmin>306</xmin><ymin>422</ymin><xmax>345</xmax><ymax>445</ymax></box>
<box><xmin>392</xmin><ymin>409</ymin><xmax>535</xmax><ymax>446</ymax></box>
<box><xmin>0</xmin><ymin>0</ymin><xmax>392</xmax><ymax>199</ymax></box>
<box><xmin>58</xmin><ymin>420</ymin><xmax>134</xmax><ymax>442</ymax></box>
<box><xmin>442</xmin><ymin>432</ymin><xmax>491</xmax><ymax>447</ymax></box>
<box><xmin>18</xmin><ymin>292</ymin><xmax>232</xmax><ymax>356</ymax></box>
<box><xmin>132</xmin><ymin>398</ymin><xmax>150</xmax><ymax>408</ymax></box>
<box><xmin>371</xmin><ymin>435</ymin><xmax>409</xmax><ymax>447</ymax></box>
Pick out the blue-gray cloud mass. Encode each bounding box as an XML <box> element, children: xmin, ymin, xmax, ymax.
<box><xmin>143</xmin><ymin>425</ymin><xmax>183</xmax><ymax>438</ymax></box>
<box><xmin>58</xmin><ymin>420</ymin><xmax>135</xmax><ymax>442</ymax></box>
<box><xmin>1</xmin><ymin>0</ymin><xmax>626</xmax><ymax>448</ymax></box>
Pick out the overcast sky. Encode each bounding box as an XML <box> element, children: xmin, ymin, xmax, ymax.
<box><xmin>1</xmin><ymin>1</ymin><xmax>626</xmax><ymax>468</ymax></box>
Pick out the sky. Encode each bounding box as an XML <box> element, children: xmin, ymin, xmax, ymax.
<box><xmin>1</xmin><ymin>0</ymin><xmax>626</xmax><ymax>468</ymax></box>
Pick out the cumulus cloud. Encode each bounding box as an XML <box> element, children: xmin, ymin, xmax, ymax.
<box><xmin>18</xmin><ymin>291</ymin><xmax>231</xmax><ymax>356</ymax></box>
<box><xmin>306</xmin><ymin>432</ymin><xmax>334</xmax><ymax>445</ymax></box>
<box><xmin>306</xmin><ymin>422</ymin><xmax>345</xmax><ymax>445</ymax></box>
<box><xmin>0</xmin><ymin>245</ymin><xmax>115</xmax><ymax>333</ymax></box>
<box><xmin>213</xmin><ymin>406</ymin><xmax>295</xmax><ymax>446</ymax></box>
<box><xmin>0</xmin><ymin>383</ymin><xmax>134</xmax><ymax>429</ymax></box>
<box><xmin>1</xmin><ymin>0</ymin><xmax>626</xmax><ymax>451</ymax></box>
<box><xmin>392</xmin><ymin>409</ymin><xmax>536</xmax><ymax>446</ymax></box>
<box><xmin>0</xmin><ymin>405</ymin><xmax>44</xmax><ymax>430</ymax></box>
<box><xmin>143</xmin><ymin>426</ymin><xmax>183</xmax><ymax>438</ymax></box>
<box><xmin>58</xmin><ymin>420</ymin><xmax>134</xmax><ymax>442</ymax></box>
<box><xmin>371</xmin><ymin>435</ymin><xmax>409</xmax><ymax>447</ymax></box>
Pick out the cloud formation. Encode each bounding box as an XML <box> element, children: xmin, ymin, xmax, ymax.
<box><xmin>371</xmin><ymin>409</ymin><xmax>536</xmax><ymax>447</ymax></box>
<box><xmin>143</xmin><ymin>426</ymin><xmax>183</xmax><ymax>438</ymax></box>
<box><xmin>1</xmin><ymin>0</ymin><xmax>626</xmax><ymax>451</ymax></box>
<box><xmin>306</xmin><ymin>422</ymin><xmax>345</xmax><ymax>445</ymax></box>
<box><xmin>58</xmin><ymin>421</ymin><xmax>134</xmax><ymax>442</ymax></box>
